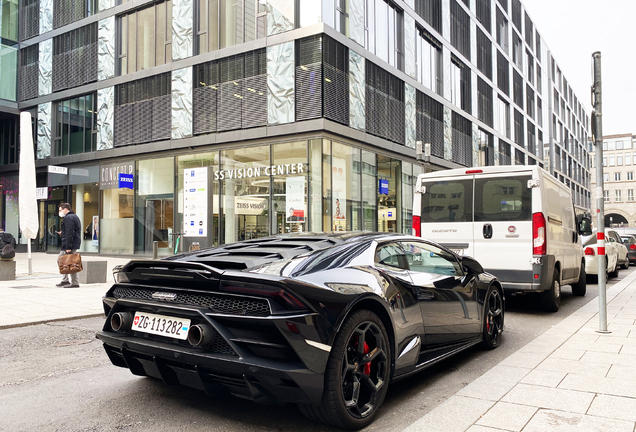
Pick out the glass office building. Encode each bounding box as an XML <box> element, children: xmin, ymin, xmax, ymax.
<box><xmin>0</xmin><ymin>0</ymin><xmax>591</xmax><ymax>255</ymax></box>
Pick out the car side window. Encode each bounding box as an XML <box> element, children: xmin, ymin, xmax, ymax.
<box><xmin>375</xmin><ymin>243</ymin><xmax>408</xmax><ymax>270</ymax></box>
<box><xmin>401</xmin><ymin>241</ymin><xmax>463</xmax><ymax>276</ymax></box>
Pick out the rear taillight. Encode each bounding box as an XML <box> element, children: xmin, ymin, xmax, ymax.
<box><xmin>584</xmin><ymin>247</ymin><xmax>595</xmax><ymax>256</ymax></box>
<box><xmin>412</xmin><ymin>215</ymin><xmax>421</xmax><ymax>237</ymax></box>
<box><xmin>532</xmin><ymin>212</ymin><xmax>546</xmax><ymax>255</ymax></box>
<box><xmin>630</xmin><ymin>244</ymin><xmax>636</xmax><ymax>250</ymax></box>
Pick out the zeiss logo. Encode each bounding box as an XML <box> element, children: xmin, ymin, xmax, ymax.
<box><xmin>118</xmin><ymin>173</ymin><xmax>134</xmax><ymax>189</ymax></box>
<box><xmin>190</xmin><ymin>171</ymin><xmax>195</xmax><ymax>177</ymax></box>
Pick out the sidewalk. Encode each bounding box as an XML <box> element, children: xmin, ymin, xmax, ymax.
<box><xmin>403</xmin><ymin>270</ymin><xmax>636</xmax><ymax>432</ymax></box>
<box><xmin>0</xmin><ymin>252</ymin><xmax>132</xmax><ymax>328</ymax></box>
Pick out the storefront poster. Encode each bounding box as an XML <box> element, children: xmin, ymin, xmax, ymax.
<box><xmin>183</xmin><ymin>167</ymin><xmax>208</xmax><ymax>237</ymax></box>
<box><xmin>92</xmin><ymin>215</ymin><xmax>99</xmax><ymax>247</ymax></box>
<box><xmin>332</xmin><ymin>157</ymin><xmax>347</xmax><ymax>230</ymax></box>
<box><xmin>285</xmin><ymin>176</ymin><xmax>305</xmax><ymax>223</ymax></box>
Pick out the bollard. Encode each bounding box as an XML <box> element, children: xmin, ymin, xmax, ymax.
<box><xmin>152</xmin><ymin>241</ymin><xmax>158</xmax><ymax>259</ymax></box>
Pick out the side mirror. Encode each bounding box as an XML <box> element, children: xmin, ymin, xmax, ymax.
<box><xmin>576</xmin><ymin>215</ymin><xmax>593</xmax><ymax>236</ymax></box>
<box><xmin>462</xmin><ymin>256</ymin><xmax>484</xmax><ymax>274</ymax></box>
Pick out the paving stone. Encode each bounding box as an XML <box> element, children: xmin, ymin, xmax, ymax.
<box><xmin>550</xmin><ymin>347</ymin><xmax>585</xmax><ymax>361</ymax></box>
<box><xmin>501</xmin><ymin>384</ymin><xmax>595</xmax><ymax>413</ymax></box>
<box><xmin>580</xmin><ymin>351</ymin><xmax>636</xmax><ymax>367</ymax></box>
<box><xmin>499</xmin><ymin>351</ymin><xmax>550</xmax><ymax>369</ymax></box>
<box><xmin>475</xmin><ymin>401</ymin><xmax>538</xmax><ymax>431</ymax></box>
<box><xmin>520</xmin><ymin>369</ymin><xmax>567</xmax><ymax>387</ymax></box>
<box><xmin>607</xmin><ymin>364</ymin><xmax>636</xmax><ymax>380</ymax></box>
<box><xmin>538</xmin><ymin>357</ymin><xmax>612</xmax><ymax>377</ymax></box>
<box><xmin>401</xmin><ymin>396</ymin><xmax>495</xmax><ymax>432</ymax></box>
<box><xmin>465</xmin><ymin>425</ymin><xmax>504</xmax><ymax>432</ymax></box>
<box><xmin>560</xmin><ymin>340</ymin><xmax>622</xmax><ymax>354</ymax></box>
<box><xmin>522</xmin><ymin>409</ymin><xmax>635</xmax><ymax>432</ymax></box>
<box><xmin>588</xmin><ymin>394</ymin><xmax>636</xmax><ymax>422</ymax></box>
<box><xmin>559</xmin><ymin>373</ymin><xmax>636</xmax><ymax>398</ymax></box>
<box><xmin>457</xmin><ymin>365</ymin><xmax>530</xmax><ymax>401</ymax></box>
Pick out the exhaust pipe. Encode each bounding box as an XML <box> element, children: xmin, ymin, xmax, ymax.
<box><xmin>187</xmin><ymin>324</ymin><xmax>214</xmax><ymax>347</ymax></box>
<box><xmin>111</xmin><ymin>312</ymin><xmax>132</xmax><ymax>332</ymax></box>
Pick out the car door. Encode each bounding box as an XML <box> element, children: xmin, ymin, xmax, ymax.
<box><xmin>607</xmin><ymin>230</ymin><xmax>627</xmax><ymax>265</ymax></box>
<box><xmin>400</xmin><ymin>240</ymin><xmax>481</xmax><ymax>347</ymax></box>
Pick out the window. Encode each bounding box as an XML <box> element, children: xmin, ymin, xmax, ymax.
<box><xmin>629</xmin><ymin>190</ymin><xmax>634</xmax><ymax>202</ymax></box>
<box><xmin>476</xmin><ymin>0</ymin><xmax>491</xmax><ymax>33</ymax></box>
<box><xmin>475</xmin><ymin>175</ymin><xmax>532</xmax><ymax>220</ymax></box>
<box><xmin>416</xmin><ymin>28</ymin><xmax>442</xmax><ymax>95</ymax></box>
<box><xmin>626</xmin><ymin>154</ymin><xmax>631</xmax><ymax>166</ymax></box>
<box><xmin>401</xmin><ymin>241</ymin><xmax>462</xmax><ymax>276</ymax></box>
<box><xmin>618</xmin><ymin>155</ymin><xmax>623</xmax><ymax>166</ymax></box>
<box><xmin>117</xmin><ymin>1</ymin><xmax>172</xmax><ymax>75</ymax></box>
<box><xmin>375</xmin><ymin>243</ymin><xmax>407</xmax><ymax>269</ymax></box>
<box><xmin>602</xmin><ymin>141</ymin><xmax>608</xmax><ymax>151</ymax></box>
<box><xmin>610</xmin><ymin>156</ymin><xmax>615</xmax><ymax>166</ymax></box>
<box><xmin>627</xmin><ymin>141</ymin><xmax>633</xmax><ymax>149</ymax></box>
<box><xmin>511</xmin><ymin>0</ymin><xmax>521</xmax><ymax>31</ymax></box>
<box><xmin>608</xmin><ymin>140</ymin><xmax>615</xmax><ymax>150</ymax></box>
<box><xmin>537</xmin><ymin>98</ymin><xmax>542</xmax><ymax>126</ymax></box>
<box><xmin>420</xmin><ymin>179</ymin><xmax>473</xmax><ymax>223</ymax></box>
<box><xmin>524</xmin><ymin>13</ymin><xmax>533</xmax><ymax>48</ymax></box>
<box><xmin>603</xmin><ymin>173</ymin><xmax>609</xmax><ymax>182</ymax></box>
<box><xmin>450</xmin><ymin>0</ymin><xmax>470</xmax><ymax>59</ymax></box>
<box><xmin>53</xmin><ymin>93</ymin><xmax>97</xmax><ymax>156</ymax></box>
<box><xmin>602</xmin><ymin>157</ymin><xmax>606</xmax><ymax>167</ymax></box>
<box><xmin>497</xmin><ymin>51</ymin><xmax>509</xmax><ymax>95</ymax></box>
<box><xmin>513</xmin><ymin>109</ymin><xmax>523</xmax><ymax>146</ymax></box>
<box><xmin>476</xmin><ymin>28</ymin><xmax>492</xmax><ymax>79</ymax></box>
<box><xmin>633</xmin><ymin>153</ymin><xmax>636</xmax><ymax>165</ymax></box>
<box><xmin>375</xmin><ymin>0</ymin><xmax>403</xmax><ymax>70</ymax></box>
<box><xmin>526</xmin><ymin>85</ymin><xmax>534</xmax><ymax>118</ymax></box>
<box><xmin>536</xmin><ymin>65</ymin><xmax>541</xmax><ymax>94</ymax></box>
<box><xmin>414</xmin><ymin>0</ymin><xmax>442</xmax><ymax>33</ymax></box>
<box><xmin>615</xmin><ymin>172</ymin><xmax>621</xmax><ymax>181</ymax></box>
<box><xmin>477</xmin><ymin>78</ymin><xmax>493</xmax><ymax>127</ymax></box>
<box><xmin>604</xmin><ymin>190</ymin><xmax>609</xmax><ymax>202</ymax></box>
<box><xmin>53</xmin><ymin>0</ymin><xmax>97</xmax><ymax>29</ymax></box>
<box><xmin>336</xmin><ymin>0</ymin><xmax>349</xmax><ymax>36</ymax></box>
<box><xmin>616</xmin><ymin>190</ymin><xmax>622</xmax><ymax>202</ymax></box>
<box><xmin>616</xmin><ymin>141</ymin><xmax>624</xmax><ymax>150</ymax></box>
<box><xmin>512</xmin><ymin>34</ymin><xmax>522</xmax><ymax>70</ymax></box>
<box><xmin>496</xmin><ymin>97</ymin><xmax>510</xmax><ymax>138</ymax></box>
<box><xmin>628</xmin><ymin>172</ymin><xmax>634</xmax><ymax>181</ymax></box>
<box><xmin>496</xmin><ymin>8</ymin><xmax>508</xmax><ymax>54</ymax></box>
<box><xmin>450</xmin><ymin>56</ymin><xmax>471</xmax><ymax>112</ymax></box>
<box><xmin>526</xmin><ymin>51</ymin><xmax>533</xmax><ymax>84</ymax></box>
<box><xmin>513</xmin><ymin>70</ymin><xmax>523</xmax><ymax>108</ymax></box>
<box><xmin>535</xmin><ymin>31</ymin><xmax>541</xmax><ymax>61</ymax></box>
<box><xmin>197</xmin><ymin>0</ymin><xmax>266</xmax><ymax>54</ymax></box>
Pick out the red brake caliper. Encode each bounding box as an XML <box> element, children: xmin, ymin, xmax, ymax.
<box><xmin>363</xmin><ymin>342</ymin><xmax>371</xmax><ymax>376</ymax></box>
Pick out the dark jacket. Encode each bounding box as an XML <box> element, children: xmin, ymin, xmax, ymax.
<box><xmin>61</xmin><ymin>211</ymin><xmax>82</xmax><ymax>250</ymax></box>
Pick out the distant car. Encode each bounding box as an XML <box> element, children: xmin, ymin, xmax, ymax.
<box><xmin>606</xmin><ymin>229</ymin><xmax>629</xmax><ymax>269</ymax></box>
<box><xmin>96</xmin><ymin>232</ymin><xmax>504</xmax><ymax>429</ymax></box>
<box><xmin>620</xmin><ymin>235</ymin><xmax>636</xmax><ymax>265</ymax></box>
<box><xmin>583</xmin><ymin>231</ymin><xmax>619</xmax><ymax>280</ymax></box>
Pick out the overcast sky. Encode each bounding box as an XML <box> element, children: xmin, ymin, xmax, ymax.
<box><xmin>523</xmin><ymin>0</ymin><xmax>635</xmax><ymax>136</ymax></box>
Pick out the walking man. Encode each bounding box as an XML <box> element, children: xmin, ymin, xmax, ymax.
<box><xmin>56</xmin><ymin>203</ymin><xmax>82</xmax><ymax>287</ymax></box>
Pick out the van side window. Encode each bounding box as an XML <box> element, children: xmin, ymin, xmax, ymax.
<box><xmin>420</xmin><ymin>180</ymin><xmax>473</xmax><ymax>223</ymax></box>
<box><xmin>474</xmin><ymin>176</ymin><xmax>532</xmax><ymax>222</ymax></box>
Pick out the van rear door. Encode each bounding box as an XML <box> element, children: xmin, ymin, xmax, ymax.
<box><xmin>418</xmin><ymin>176</ymin><xmax>475</xmax><ymax>257</ymax></box>
<box><xmin>472</xmin><ymin>172</ymin><xmax>533</xmax><ymax>281</ymax></box>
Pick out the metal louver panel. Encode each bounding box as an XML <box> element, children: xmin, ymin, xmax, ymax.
<box><xmin>243</xmin><ymin>75</ymin><xmax>267</xmax><ymax>128</ymax></box>
<box><xmin>193</xmin><ymin>86</ymin><xmax>218</xmax><ymax>135</ymax></box>
<box><xmin>416</xmin><ymin>90</ymin><xmax>444</xmax><ymax>158</ymax></box>
<box><xmin>324</xmin><ymin>64</ymin><xmax>348</xmax><ymax>125</ymax></box>
<box><xmin>365</xmin><ymin>86</ymin><xmax>375</xmax><ymax>136</ymax></box>
<box><xmin>218</xmin><ymin>80</ymin><xmax>243</xmax><ymax>131</ymax></box>
<box><xmin>152</xmin><ymin>95</ymin><xmax>171</xmax><ymax>141</ymax></box>
<box><xmin>295</xmin><ymin>63</ymin><xmax>322</xmax><ymax>121</ymax></box>
<box><xmin>20</xmin><ymin>0</ymin><xmax>39</xmax><ymax>41</ymax></box>
<box><xmin>20</xmin><ymin>64</ymin><xmax>39</xmax><ymax>100</ymax></box>
<box><xmin>52</xmin><ymin>24</ymin><xmax>98</xmax><ymax>92</ymax></box>
<box><xmin>114</xmin><ymin>104</ymin><xmax>133</xmax><ymax>146</ymax></box>
<box><xmin>133</xmin><ymin>100</ymin><xmax>153</xmax><ymax>144</ymax></box>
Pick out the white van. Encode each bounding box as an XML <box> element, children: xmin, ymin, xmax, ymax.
<box><xmin>412</xmin><ymin>165</ymin><xmax>589</xmax><ymax>312</ymax></box>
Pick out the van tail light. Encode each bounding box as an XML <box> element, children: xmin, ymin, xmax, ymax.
<box><xmin>532</xmin><ymin>212</ymin><xmax>546</xmax><ymax>255</ymax></box>
<box><xmin>412</xmin><ymin>215</ymin><xmax>421</xmax><ymax>237</ymax></box>
<box><xmin>630</xmin><ymin>244</ymin><xmax>636</xmax><ymax>250</ymax></box>
<box><xmin>584</xmin><ymin>247</ymin><xmax>596</xmax><ymax>256</ymax></box>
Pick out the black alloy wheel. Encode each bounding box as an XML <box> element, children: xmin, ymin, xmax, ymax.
<box><xmin>482</xmin><ymin>287</ymin><xmax>504</xmax><ymax>349</ymax></box>
<box><xmin>299</xmin><ymin>309</ymin><xmax>391</xmax><ymax>429</ymax></box>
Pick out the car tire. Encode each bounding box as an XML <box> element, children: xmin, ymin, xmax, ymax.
<box><xmin>482</xmin><ymin>286</ymin><xmax>504</xmax><ymax>349</ymax></box>
<box><xmin>571</xmin><ymin>262</ymin><xmax>586</xmax><ymax>297</ymax></box>
<box><xmin>621</xmin><ymin>258</ymin><xmax>629</xmax><ymax>270</ymax></box>
<box><xmin>298</xmin><ymin>309</ymin><xmax>391</xmax><ymax>429</ymax></box>
<box><xmin>540</xmin><ymin>269</ymin><xmax>561</xmax><ymax>312</ymax></box>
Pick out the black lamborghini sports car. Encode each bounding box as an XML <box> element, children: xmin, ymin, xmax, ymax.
<box><xmin>96</xmin><ymin>232</ymin><xmax>504</xmax><ymax>429</ymax></box>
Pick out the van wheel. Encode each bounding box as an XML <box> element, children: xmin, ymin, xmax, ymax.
<box><xmin>540</xmin><ymin>269</ymin><xmax>561</xmax><ymax>312</ymax></box>
<box><xmin>571</xmin><ymin>263</ymin><xmax>586</xmax><ymax>296</ymax></box>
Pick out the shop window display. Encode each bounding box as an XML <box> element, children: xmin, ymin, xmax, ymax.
<box><xmin>272</xmin><ymin>141</ymin><xmax>308</xmax><ymax>234</ymax></box>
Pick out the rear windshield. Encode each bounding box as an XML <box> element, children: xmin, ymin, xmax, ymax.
<box><xmin>420</xmin><ymin>175</ymin><xmax>532</xmax><ymax>223</ymax></box>
<box><xmin>420</xmin><ymin>179</ymin><xmax>473</xmax><ymax>223</ymax></box>
<box><xmin>474</xmin><ymin>176</ymin><xmax>532</xmax><ymax>222</ymax></box>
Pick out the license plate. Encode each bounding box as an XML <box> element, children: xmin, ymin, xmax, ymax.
<box><xmin>449</xmin><ymin>248</ymin><xmax>464</xmax><ymax>256</ymax></box>
<box><xmin>131</xmin><ymin>312</ymin><xmax>190</xmax><ymax>340</ymax></box>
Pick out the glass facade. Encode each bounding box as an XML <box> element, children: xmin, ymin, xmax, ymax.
<box><xmin>54</xmin><ymin>94</ymin><xmax>98</xmax><ymax>156</ymax></box>
<box><xmin>1</xmin><ymin>0</ymin><xmax>18</xmax><ymax>101</ymax></box>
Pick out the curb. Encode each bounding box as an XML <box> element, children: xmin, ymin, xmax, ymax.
<box><xmin>0</xmin><ymin>313</ymin><xmax>105</xmax><ymax>330</ymax></box>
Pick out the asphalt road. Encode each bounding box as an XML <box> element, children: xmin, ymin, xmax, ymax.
<box><xmin>0</xmin><ymin>269</ymin><xmax>629</xmax><ymax>432</ymax></box>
